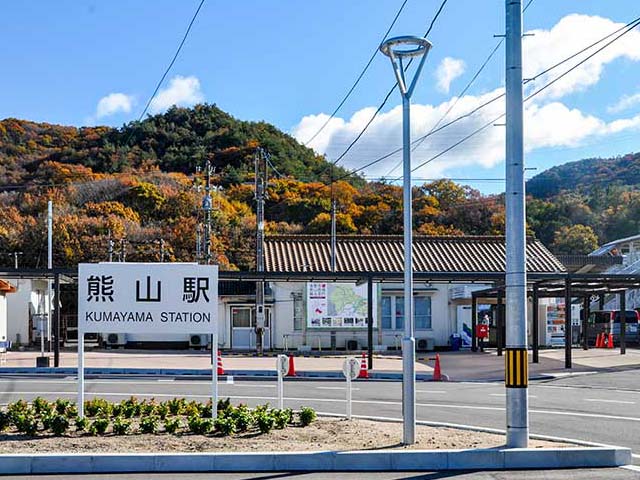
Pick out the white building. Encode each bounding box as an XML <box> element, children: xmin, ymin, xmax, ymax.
<box><xmin>5</xmin><ymin>278</ymin><xmax>50</xmax><ymax>347</ymax></box>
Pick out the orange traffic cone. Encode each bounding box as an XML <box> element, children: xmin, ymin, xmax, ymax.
<box><xmin>217</xmin><ymin>352</ymin><xmax>225</xmax><ymax>375</ymax></box>
<box><xmin>608</xmin><ymin>333</ymin><xmax>614</xmax><ymax>349</ymax></box>
<box><xmin>287</xmin><ymin>355</ymin><xmax>296</xmax><ymax>377</ymax></box>
<box><xmin>595</xmin><ymin>333</ymin><xmax>602</xmax><ymax>348</ymax></box>
<box><xmin>358</xmin><ymin>352</ymin><xmax>369</xmax><ymax>379</ymax></box>
<box><xmin>433</xmin><ymin>353</ymin><xmax>442</xmax><ymax>381</ymax></box>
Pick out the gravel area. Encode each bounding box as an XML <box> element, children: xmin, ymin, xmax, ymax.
<box><xmin>0</xmin><ymin>418</ymin><xmax>569</xmax><ymax>453</ymax></box>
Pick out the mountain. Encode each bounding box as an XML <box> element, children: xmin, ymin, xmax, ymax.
<box><xmin>527</xmin><ymin>152</ymin><xmax>640</xmax><ymax>199</ymax></box>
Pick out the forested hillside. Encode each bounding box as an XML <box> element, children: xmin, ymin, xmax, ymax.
<box><xmin>0</xmin><ymin>104</ymin><xmax>637</xmax><ymax>268</ymax></box>
<box><xmin>0</xmin><ymin>105</ymin><xmax>505</xmax><ymax>270</ymax></box>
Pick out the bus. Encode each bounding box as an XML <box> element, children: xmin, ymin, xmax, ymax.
<box><xmin>586</xmin><ymin>310</ymin><xmax>640</xmax><ymax>345</ymax></box>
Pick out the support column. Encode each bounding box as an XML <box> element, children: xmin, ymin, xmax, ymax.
<box><xmin>532</xmin><ymin>286</ymin><xmax>539</xmax><ymax>363</ymax></box>
<box><xmin>598</xmin><ymin>294</ymin><xmax>605</xmax><ymax>311</ymax></box>
<box><xmin>620</xmin><ymin>291</ymin><xmax>626</xmax><ymax>355</ymax></box>
<box><xmin>367</xmin><ymin>277</ymin><xmax>374</xmax><ymax>370</ymax></box>
<box><xmin>497</xmin><ymin>289</ymin><xmax>503</xmax><ymax>356</ymax></box>
<box><xmin>564</xmin><ymin>277</ymin><xmax>572</xmax><ymax>369</ymax></box>
<box><xmin>53</xmin><ymin>272</ymin><xmax>60</xmax><ymax>368</ymax></box>
<box><xmin>471</xmin><ymin>294</ymin><xmax>478</xmax><ymax>352</ymax></box>
<box><xmin>582</xmin><ymin>297</ymin><xmax>589</xmax><ymax>351</ymax></box>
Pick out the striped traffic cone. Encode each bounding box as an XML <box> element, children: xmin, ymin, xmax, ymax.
<box><xmin>608</xmin><ymin>333</ymin><xmax>614</xmax><ymax>349</ymax></box>
<box><xmin>217</xmin><ymin>352</ymin><xmax>225</xmax><ymax>375</ymax></box>
<box><xmin>358</xmin><ymin>352</ymin><xmax>369</xmax><ymax>379</ymax></box>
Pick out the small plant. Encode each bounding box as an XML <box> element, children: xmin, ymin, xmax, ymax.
<box><xmin>121</xmin><ymin>397</ymin><xmax>140</xmax><ymax>418</ymax></box>
<box><xmin>139</xmin><ymin>416</ymin><xmax>159</xmax><ymax>434</ymax></box>
<box><xmin>54</xmin><ymin>398</ymin><xmax>72</xmax><ymax>416</ymax></box>
<box><xmin>65</xmin><ymin>403</ymin><xmax>78</xmax><ymax>419</ymax></box>
<box><xmin>111</xmin><ymin>403</ymin><xmax>123</xmax><ymax>417</ymax></box>
<box><xmin>14</xmin><ymin>412</ymin><xmax>38</xmax><ymax>436</ymax></box>
<box><xmin>255</xmin><ymin>411</ymin><xmax>275</xmax><ymax>434</ymax></box>
<box><xmin>84</xmin><ymin>398</ymin><xmax>111</xmax><ymax>418</ymax></box>
<box><xmin>48</xmin><ymin>414</ymin><xmax>70</xmax><ymax>436</ymax></box>
<box><xmin>184</xmin><ymin>401</ymin><xmax>201</xmax><ymax>418</ymax></box>
<box><xmin>273</xmin><ymin>408</ymin><xmax>293</xmax><ymax>429</ymax></box>
<box><xmin>166</xmin><ymin>398</ymin><xmax>186</xmax><ymax>416</ymax></box>
<box><xmin>75</xmin><ymin>416</ymin><xmax>89</xmax><ymax>432</ymax></box>
<box><xmin>217</xmin><ymin>398</ymin><xmax>231</xmax><ymax>412</ymax></box>
<box><xmin>89</xmin><ymin>418</ymin><xmax>109</xmax><ymax>435</ymax></box>
<box><xmin>113</xmin><ymin>417</ymin><xmax>131</xmax><ymax>435</ymax></box>
<box><xmin>0</xmin><ymin>410</ymin><xmax>10</xmax><ymax>431</ymax></box>
<box><xmin>32</xmin><ymin>397</ymin><xmax>53</xmax><ymax>417</ymax></box>
<box><xmin>299</xmin><ymin>407</ymin><xmax>317</xmax><ymax>427</ymax></box>
<box><xmin>8</xmin><ymin>400</ymin><xmax>29</xmax><ymax>423</ymax></box>
<box><xmin>163</xmin><ymin>417</ymin><xmax>181</xmax><ymax>434</ymax></box>
<box><xmin>156</xmin><ymin>402</ymin><xmax>169</xmax><ymax>420</ymax></box>
<box><xmin>214</xmin><ymin>415</ymin><xmax>236</xmax><ymax>436</ymax></box>
<box><xmin>187</xmin><ymin>415</ymin><xmax>212</xmax><ymax>435</ymax></box>
<box><xmin>231</xmin><ymin>404</ymin><xmax>254</xmax><ymax>432</ymax></box>
<box><xmin>140</xmin><ymin>398</ymin><xmax>158</xmax><ymax>416</ymax></box>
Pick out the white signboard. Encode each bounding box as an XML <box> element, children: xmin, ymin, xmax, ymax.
<box><xmin>78</xmin><ymin>263</ymin><xmax>218</xmax><ymax>334</ymax></box>
<box><xmin>307</xmin><ymin>282</ymin><xmax>376</xmax><ymax>329</ymax></box>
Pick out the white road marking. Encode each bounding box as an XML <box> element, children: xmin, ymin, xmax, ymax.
<box><xmin>584</xmin><ymin>398</ymin><xmax>635</xmax><ymax>405</ymax></box>
<box><xmin>157</xmin><ymin>379</ymin><xmax>175</xmax><ymax>382</ymax></box>
<box><xmin>621</xmin><ymin>465</ymin><xmax>640</xmax><ymax>473</ymax></box>
<box><xmin>0</xmin><ymin>379</ymin><xmax>276</xmax><ymax>388</ymax></box>
<box><xmin>489</xmin><ymin>393</ymin><xmax>537</xmax><ymax>398</ymax></box>
<box><xmin>416</xmin><ymin>390</ymin><xmax>446</xmax><ymax>394</ymax></box>
<box><xmin>316</xmin><ymin>387</ymin><xmax>360</xmax><ymax>391</ymax></box>
<box><xmin>226</xmin><ymin>376</ymin><xmax>234</xmax><ymax>384</ymax></box>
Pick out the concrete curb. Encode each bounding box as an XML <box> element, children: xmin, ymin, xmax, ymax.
<box><xmin>0</xmin><ymin>367</ymin><xmax>433</xmax><ymax>381</ymax></box>
<box><xmin>0</xmin><ymin>447</ymin><xmax>630</xmax><ymax>474</ymax></box>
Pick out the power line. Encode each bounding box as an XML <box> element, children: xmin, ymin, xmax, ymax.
<box><xmin>327</xmin><ymin>0</ymin><xmax>450</xmax><ymax>170</ymax></box>
<box><xmin>335</xmin><ymin>14</ymin><xmax>640</xmax><ymax>182</ymax></box>
<box><xmin>303</xmin><ymin>0</ymin><xmax>410</xmax><ymax>146</ymax></box>
<box><xmin>137</xmin><ymin>0</ymin><xmax>206</xmax><ymax>122</ymax></box>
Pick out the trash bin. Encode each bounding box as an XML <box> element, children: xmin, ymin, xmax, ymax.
<box><xmin>450</xmin><ymin>333</ymin><xmax>462</xmax><ymax>351</ymax></box>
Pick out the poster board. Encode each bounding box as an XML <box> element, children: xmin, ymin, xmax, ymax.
<box><xmin>306</xmin><ymin>282</ymin><xmax>376</xmax><ymax>328</ymax></box>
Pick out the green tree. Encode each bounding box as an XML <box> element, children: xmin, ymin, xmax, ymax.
<box><xmin>551</xmin><ymin>224</ymin><xmax>599</xmax><ymax>255</ymax></box>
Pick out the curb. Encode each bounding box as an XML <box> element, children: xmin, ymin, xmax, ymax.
<box><xmin>0</xmin><ymin>447</ymin><xmax>630</xmax><ymax>474</ymax></box>
<box><xmin>0</xmin><ymin>367</ymin><xmax>433</xmax><ymax>381</ymax></box>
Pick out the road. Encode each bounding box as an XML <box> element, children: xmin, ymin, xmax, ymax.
<box><xmin>0</xmin><ymin>371</ymin><xmax>639</xmax><ymax>475</ymax></box>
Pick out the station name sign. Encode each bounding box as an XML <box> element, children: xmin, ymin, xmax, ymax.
<box><xmin>78</xmin><ymin>263</ymin><xmax>218</xmax><ymax>334</ymax></box>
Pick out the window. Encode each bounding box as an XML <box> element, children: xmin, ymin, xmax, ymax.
<box><xmin>232</xmin><ymin>308</ymin><xmax>251</xmax><ymax>328</ymax></box>
<box><xmin>381</xmin><ymin>295</ymin><xmax>431</xmax><ymax>330</ymax></box>
<box><xmin>293</xmin><ymin>293</ymin><xmax>303</xmax><ymax>331</ymax></box>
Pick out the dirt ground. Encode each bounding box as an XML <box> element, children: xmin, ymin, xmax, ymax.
<box><xmin>0</xmin><ymin>418</ymin><xmax>569</xmax><ymax>453</ymax></box>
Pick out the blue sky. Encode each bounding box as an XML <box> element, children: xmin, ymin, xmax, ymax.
<box><xmin>2</xmin><ymin>1</ymin><xmax>640</xmax><ymax>193</ymax></box>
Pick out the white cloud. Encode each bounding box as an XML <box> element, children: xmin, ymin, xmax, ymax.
<box><xmin>435</xmin><ymin>57</ymin><xmax>466</xmax><ymax>94</ymax></box>
<box><xmin>608</xmin><ymin>92</ymin><xmax>640</xmax><ymax>113</ymax></box>
<box><xmin>523</xmin><ymin>14</ymin><xmax>640</xmax><ymax>100</ymax></box>
<box><xmin>291</xmin><ymin>13</ymin><xmax>640</xmax><ymax>178</ymax></box>
<box><xmin>149</xmin><ymin>75</ymin><xmax>204</xmax><ymax>114</ymax></box>
<box><xmin>96</xmin><ymin>93</ymin><xmax>134</xmax><ymax>118</ymax></box>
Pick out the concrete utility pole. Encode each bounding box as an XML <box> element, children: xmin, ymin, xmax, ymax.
<box><xmin>379</xmin><ymin>35</ymin><xmax>432</xmax><ymax>445</ymax></box>
<box><xmin>203</xmin><ymin>160</ymin><xmax>213</xmax><ymax>266</ymax></box>
<box><xmin>255</xmin><ymin>148</ymin><xmax>267</xmax><ymax>355</ymax></box>
<box><xmin>47</xmin><ymin>200</ymin><xmax>53</xmax><ymax>352</ymax></box>
<box><xmin>505</xmin><ymin>0</ymin><xmax>529</xmax><ymax>448</ymax></box>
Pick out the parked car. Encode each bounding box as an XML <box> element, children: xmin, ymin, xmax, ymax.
<box><xmin>586</xmin><ymin>310</ymin><xmax>639</xmax><ymax>345</ymax></box>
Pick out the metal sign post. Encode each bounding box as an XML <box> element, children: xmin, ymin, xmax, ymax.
<box><xmin>212</xmin><ymin>331</ymin><xmax>218</xmax><ymax>419</ymax></box>
<box><xmin>77</xmin><ymin>263</ymin><xmax>218</xmax><ymax>418</ymax></box>
<box><xmin>276</xmin><ymin>354</ymin><xmax>289</xmax><ymax>409</ymax></box>
<box><xmin>342</xmin><ymin>357</ymin><xmax>359</xmax><ymax>420</ymax></box>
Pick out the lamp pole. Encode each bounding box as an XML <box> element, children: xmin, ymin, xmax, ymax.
<box><xmin>379</xmin><ymin>36</ymin><xmax>432</xmax><ymax>445</ymax></box>
<box><xmin>505</xmin><ymin>0</ymin><xmax>529</xmax><ymax>448</ymax></box>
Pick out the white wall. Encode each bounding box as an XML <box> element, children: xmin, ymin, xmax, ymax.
<box><xmin>0</xmin><ymin>293</ymin><xmax>7</xmax><ymax>343</ymax></box>
<box><xmin>6</xmin><ymin>279</ymin><xmax>51</xmax><ymax>346</ymax></box>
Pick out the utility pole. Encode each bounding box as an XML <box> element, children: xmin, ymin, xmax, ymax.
<box><xmin>330</xmin><ymin>167</ymin><xmax>337</xmax><ymax>272</ymax></box>
<box><xmin>255</xmin><ymin>148</ymin><xmax>267</xmax><ymax>355</ymax></box>
<box><xmin>203</xmin><ymin>160</ymin><xmax>213</xmax><ymax>266</ymax></box>
<box><xmin>505</xmin><ymin>0</ymin><xmax>529</xmax><ymax>448</ymax></box>
<box><xmin>107</xmin><ymin>233</ymin><xmax>114</xmax><ymax>262</ymax></box>
<box><xmin>379</xmin><ymin>36</ymin><xmax>431</xmax><ymax>445</ymax></box>
<box><xmin>47</xmin><ymin>200</ymin><xmax>53</xmax><ymax>352</ymax></box>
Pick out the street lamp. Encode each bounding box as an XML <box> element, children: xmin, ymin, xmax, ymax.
<box><xmin>379</xmin><ymin>35</ymin><xmax>432</xmax><ymax>445</ymax></box>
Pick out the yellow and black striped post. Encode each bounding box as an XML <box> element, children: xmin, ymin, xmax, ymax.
<box><xmin>505</xmin><ymin>348</ymin><xmax>528</xmax><ymax>388</ymax></box>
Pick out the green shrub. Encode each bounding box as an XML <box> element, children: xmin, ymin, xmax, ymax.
<box><xmin>65</xmin><ymin>403</ymin><xmax>78</xmax><ymax>419</ymax></box>
<box><xmin>299</xmin><ymin>407</ymin><xmax>317</xmax><ymax>427</ymax></box>
<box><xmin>139</xmin><ymin>416</ymin><xmax>159</xmax><ymax>434</ymax></box>
<box><xmin>54</xmin><ymin>399</ymin><xmax>72</xmax><ymax>416</ymax></box>
<box><xmin>214</xmin><ymin>416</ymin><xmax>236</xmax><ymax>436</ymax></box>
<box><xmin>217</xmin><ymin>398</ymin><xmax>231</xmax><ymax>412</ymax></box>
<box><xmin>89</xmin><ymin>418</ymin><xmax>109</xmax><ymax>435</ymax></box>
<box><xmin>187</xmin><ymin>415</ymin><xmax>212</xmax><ymax>435</ymax></box>
<box><xmin>14</xmin><ymin>412</ymin><xmax>38</xmax><ymax>436</ymax></box>
<box><xmin>184</xmin><ymin>401</ymin><xmax>201</xmax><ymax>418</ymax></box>
<box><xmin>7</xmin><ymin>400</ymin><xmax>29</xmax><ymax>423</ymax></box>
<box><xmin>163</xmin><ymin>417</ymin><xmax>181</xmax><ymax>434</ymax></box>
<box><xmin>75</xmin><ymin>416</ymin><xmax>89</xmax><ymax>432</ymax></box>
<box><xmin>111</xmin><ymin>403</ymin><xmax>123</xmax><ymax>417</ymax></box>
<box><xmin>273</xmin><ymin>408</ymin><xmax>293</xmax><ymax>429</ymax></box>
<box><xmin>255</xmin><ymin>411</ymin><xmax>275</xmax><ymax>434</ymax></box>
<box><xmin>113</xmin><ymin>417</ymin><xmax>131</xmax><ymax>435</ymax></box>
<box><xmin>121</xmin><ymin>397</ymin><xmax>140</xmax><ymax>418</ymax></box>
<box><xmin>140</xmin><ymin>399</ymin><xmax>158</xmax><ymax>417</ymax></box>
<box><xmin>48</xmin><ymin>415</ymin><xmax>70</xmax><ymax>436</ymax></box>
<box><xmin>231</xmin><ymin>404</ymin><xmax>254</xmax><ymax>432</ymax></box>
<box><xmin>166</xmin><ymin>398</ymin><xmax>186</xmax><ymax>416</ymax></box>
<box><xmin>0</xmin><ymin>410</ymin><xmax>10</xmax><ymax>431</ymax></box>
<box><xmin>32</xmin><ymin>397</ymin><xmax>53</xmax><ymax>417</ymax></box>
<box><xmin>156</xmin><ymin>402</ymin><xmax>169</xmax><ymax>420</ymax></box>
<box><xmin>84</xmin><ymin>398</ymin><xmax>111</xmax><ymax>418</ymax></box>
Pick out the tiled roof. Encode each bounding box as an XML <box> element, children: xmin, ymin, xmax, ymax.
<box><xmin>0</xmin><ymin>280</ymin><xmax>16</xmax><ymax>293</ymax></box>
<box><xmin>264</xmin><ymin>235</ymin><xmax>566</xmax><ymax>274</ymax></box>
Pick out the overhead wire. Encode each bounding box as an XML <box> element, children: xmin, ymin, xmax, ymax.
<box><xmin>302</xmin><ymin>0</ymin><xmax>410</xmax><ymax>146</ymax></box>
<box><xmin>136</xmin><ymin>0</ymin><xmax>206</xmax><ymax>122</ymax></box>
<box><xmin>334</xmin><ymin>13</ymin><xmax>640</xmax><ymax>182</ymax></box>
